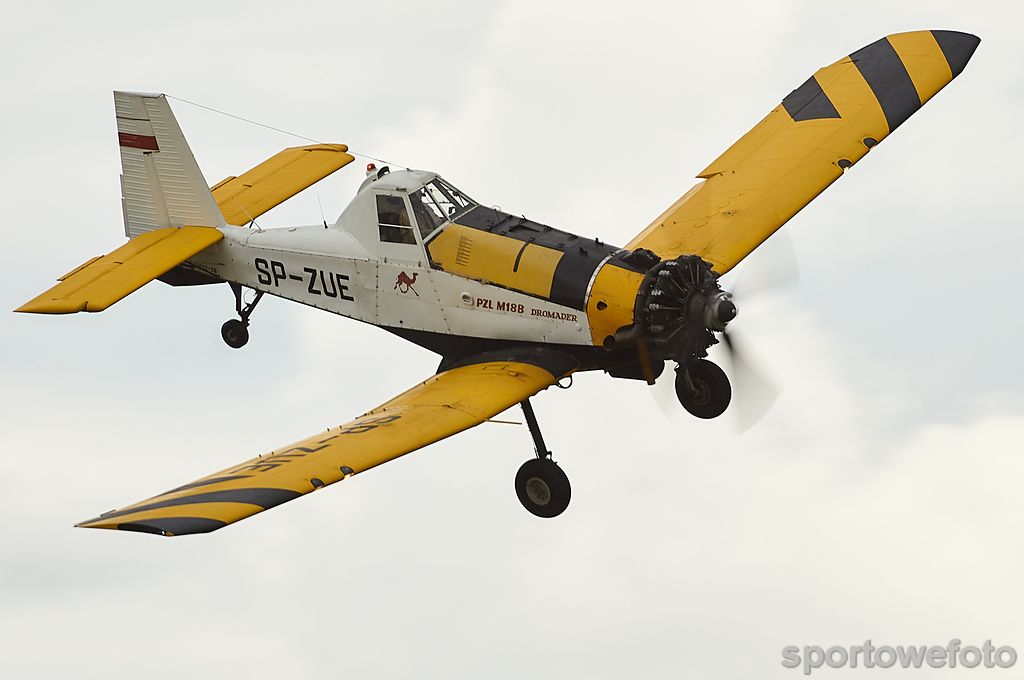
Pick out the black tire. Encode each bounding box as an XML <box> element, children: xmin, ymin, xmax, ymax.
<box><xmin>221</xmin><ymin>319</ymin><xmax>249</xmax><ymax>349</ymax></box>
<box><xmin>515</xmin><ymin>458</ymin><xmax>571</xmax><ymax>518</ymax></box>
<box><xmin>675</xmin><ymin>359</ymin><xmax>731</xmax><ymax>419</ymax></box>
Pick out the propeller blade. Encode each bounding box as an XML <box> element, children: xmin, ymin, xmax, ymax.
<box><xmin>651</xmin><ymin>366</ymin><xmax>680</xmax><ymax>418</ymax></box>
<box><xmin>729</xmin><ymin>231</ymin><xmax>800</xmax><ymax>301</ymax></box>
<box><xmin>721</xmin><ymin>330</ymin><xmax>780</xmax><ymax>432</ymax></box>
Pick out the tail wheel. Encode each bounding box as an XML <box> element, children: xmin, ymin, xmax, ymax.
<box><xmin>515</xmin><ymin>458</ymin><xmax>571</xmax><ymax>518</ymax></box>
<box><xmin>675</xmin><ymin>359</ymin><xmax>731</xmax><ymax>418</ymax></box>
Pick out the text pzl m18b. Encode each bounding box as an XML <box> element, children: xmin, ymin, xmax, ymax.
<box><xmin>17</xmin><ymin>30</ymin><xmax>979</xmax><ymax>535</ymax></box>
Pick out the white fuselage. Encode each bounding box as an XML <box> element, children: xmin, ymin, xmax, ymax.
<box><xmin>190</xmin><ymin>223</ymin><xmax>594</xmax><ymax>347</ymax></box>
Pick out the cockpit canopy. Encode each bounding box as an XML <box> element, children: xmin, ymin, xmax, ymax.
<box><xmin>409</xmin><ymin>177</ymin><xmax>476</xmax><ymax>240</ymax></box>
<box><xmin>343</xmin><ymin>169</ymin><xmax>477</xmax><ymax>252</ymax></box>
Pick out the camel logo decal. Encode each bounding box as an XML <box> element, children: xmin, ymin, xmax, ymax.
<box><xmin>394</xmin><ymin>271</ymin><xmax>419</xmax><ymax>296</ymax></box>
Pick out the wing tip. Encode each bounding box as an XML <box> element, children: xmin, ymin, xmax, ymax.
<box><xmin>301</xmin><ymin>143</ymin><xmax>350</xmax><ymax>153</ymax></box>
<box><xmin>14</xmin><ymin>299</ymin><xmax>88</xmax><ymax>314</ymax></box>
<box><xmin>929</xmin><ymin>30</ymin><xmax>981</xmax><ymax>78</ymax></box>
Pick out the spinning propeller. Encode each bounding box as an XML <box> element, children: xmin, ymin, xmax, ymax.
<box><xmin>648</xmin><ymin>234</ymin><xmax>799</xmax><ymax>430</ymax></box>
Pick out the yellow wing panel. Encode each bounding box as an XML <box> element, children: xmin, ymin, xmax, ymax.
<box><xmin>212</xmin><ymin>144</ymin><xmax>355</xmax><ymax>225</ymax></box>
<box><xmin>626</xmin><ymin>30</ymin><xmax>979</xmax><ymax>274</ymax></box>
<box><xmin>15</xmin><ymin>226</ymin><xmax>223</xmax><ymax>314</ymax></box>
<box><xmin>77</xmin><ymin>349</ymin><xmax>578</xmax><ymax>536</ymax></box>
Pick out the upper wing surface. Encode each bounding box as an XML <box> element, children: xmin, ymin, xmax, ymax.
<box><xmin>211</xmin><ymin>144</ymin><xmax>355</xmax><ymax>225</ymax></box>
<box><xmin>77</xmin><ymin>348</ymin><xmax>578</xmax><ymax>536</ymax></box>
<box><xmin>626</xmin><ymin>30</ymin><xmax>980</xmax><ymax>274</ymax></box>
<box><xmin>15</xmin><ymin>226</ymin><xmax>223</xmax><ymax>314</ymax></box>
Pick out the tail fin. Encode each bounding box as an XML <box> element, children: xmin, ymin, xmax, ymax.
<box><xmin>114</xmin><ymin>91</ymin><xmax>226</xmax><ymax>236</ymax></box>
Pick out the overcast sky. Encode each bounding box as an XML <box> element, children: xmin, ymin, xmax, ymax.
<box><xmin>2</xmin><ymin>1</ymin><xmax>1022</xmax><ymax>678</ymax></box>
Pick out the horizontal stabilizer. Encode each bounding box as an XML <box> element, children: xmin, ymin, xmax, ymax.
<box><xmin>16</xmin><ymin>226</ymin><xmax>223</xmax><ymax>314</ymax></box>
<box><xmin>212</xmin><ymin>144</ymin><xmax>355</xmax><ymax>225</ymax></box>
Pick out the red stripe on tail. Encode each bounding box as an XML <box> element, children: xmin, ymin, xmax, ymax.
<box><xmin>118</xmin><ymin>132</ymin><xmax>159</xmax><ymax>151</ymax></box>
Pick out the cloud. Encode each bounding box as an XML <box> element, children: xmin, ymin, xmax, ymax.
<box><xmin>8</xmin><ymin>300</ymin><xmax>1023</xmax><ymax>679</ymax></box>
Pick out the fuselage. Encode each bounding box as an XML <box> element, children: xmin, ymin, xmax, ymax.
<box><xmin>183</xmin><ymin>169</ymin><xmax>651</xmax><ymax>372</ymax></box>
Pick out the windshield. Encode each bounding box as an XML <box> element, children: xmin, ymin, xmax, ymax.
<box><xmin>423</xmin><ymin>178</ymin><xmax>476</xmax><ymax>222</ymax></box>
<box><xmin>410</xmin><ymin>187</ymin><xmax>446</xmax><ymax>239</ymax></box>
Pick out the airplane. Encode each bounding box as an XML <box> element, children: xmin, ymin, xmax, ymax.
<box><xmin>16</xmin><ymin>29</ymin><xmax>979</xmax><ymax>536</ymax></box>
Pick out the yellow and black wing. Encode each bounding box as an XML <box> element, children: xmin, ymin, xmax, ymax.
<box><xmin>77</xmin><ymin>349</ymin><xmax>577</xmax><ymax>536</ymax></box>
<box><xmin>626</xmin><ymin>30</ymin><xmax>980</xmax><ymax>274</ymax></box>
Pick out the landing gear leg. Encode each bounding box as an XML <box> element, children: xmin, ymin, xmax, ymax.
<box><xmin>515</xmin><ymin>399</ymin><xmax>571</xmax><ymax>518</ymax></box>
<box><xmin>221</xmin><ymin>282</ymin><xmax>264</xmax><ymax>349</ymax></box>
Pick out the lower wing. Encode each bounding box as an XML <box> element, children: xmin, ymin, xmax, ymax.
<box><xmin>77</xmin><ymin>348</ymin><xmax>578</xmax><ymax>536</ymax></box>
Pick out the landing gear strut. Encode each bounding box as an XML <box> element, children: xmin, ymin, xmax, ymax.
<box><xmin>675</xmin><ymin>359</ymin><xmax>731</xmax><ymax>418</ymax></box>
<box><xmin>221</xmin><ymin>282</ymin><xmax>264</xmax><ymax>349</ymax></box>
<box><xmin>515</xmin><ymin>399</ymin><xmax>571</xmax><ymax>518</ymax></box>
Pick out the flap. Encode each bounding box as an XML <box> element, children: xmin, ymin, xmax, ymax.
<box><xmin>77</xmin><ymin>348</ymin><xmax>579</xmax><ymax>536</ymax></box>
<box><xmin>212</xmin><ymin>144</ymin><xmax>355</xmax><ymax>225</ymax></box>
<box><xmin>15</xmin><ymin>226</ymin><xmax>223</xmax><ymax>314</ymax></box>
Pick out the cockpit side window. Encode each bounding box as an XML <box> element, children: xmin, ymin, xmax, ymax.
<box><xmin>411</xmin><ymin>187</ymin><xmax>446</xmax><ymax>239</ymax></box>
<box><xmin>376</xmin><ymin>194</ymin><xmax>416</xmax><ymax>245</ymax></box>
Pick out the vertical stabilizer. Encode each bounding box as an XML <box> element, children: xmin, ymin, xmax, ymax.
<box><xmin>114</xmin><ymin>91</ymin><xmax>226</xmax><ymax>236</ymax></box>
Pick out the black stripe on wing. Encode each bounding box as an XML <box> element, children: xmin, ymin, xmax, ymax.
<box><xmin>782</xmin><ymin>76</ymin><xmax>841</xmax><ymax>122</ymax></box>
<box><xmin>80</xmin><ymin>488</ymin><xmax>302</xmax><ymax>524</ymax></box>
<box><xmin>118</xmin><ymin>517</ymin><xmax>227</xmax><ymax>536</ymax></box>
<box><xmin>850</xmin><ymin>37</ymin><xmax>921</xmax><ymax>133</ymax></box>
<box><xmin>931</xmin><ymin>30</ymin><xmax>981</xmax><ymax>78</ymax></box>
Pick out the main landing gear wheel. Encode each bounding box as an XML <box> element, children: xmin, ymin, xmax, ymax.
<box><xmin>515</xmin><ymin>458</ymin><xmax>571</xmax><ymax>518</ymax></box>
<box><xmin>675</xmin><ymin>359</ymin><xmax>731</xmax><ymax>419</ymax></box>
<box><xmin>221</xmin><ymin>319</ymin><xmax>249</xmax><ymax>349</ymax></box>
